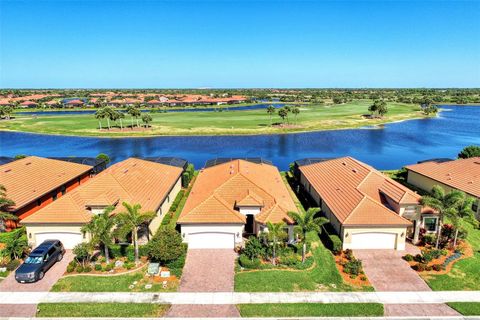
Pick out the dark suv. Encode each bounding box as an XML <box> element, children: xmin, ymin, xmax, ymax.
<box><xmin>15</xmin><ymin>240</ymin><xmax>65</xmax><ymax>283</ymax></box>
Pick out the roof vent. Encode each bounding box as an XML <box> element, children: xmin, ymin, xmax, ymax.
<box><xmin>4</xmin><ymin>169</ymin><xmax>11</xmax><ymax>173</ymax></box>
<box><xmin>230</xmin><ymin>170</ymin><xmax>234</xmax><ymax>174</ymax></box>
<box><xmin>352</xmin><ymin>169</ymin><xmax>358</xmax><ymax>173</ymax></box>
<box><xmin>123</xmin><ymin>169</ymin><xmax>129</xmax><ymax>174</ymax></box>
<box><xmin>25</xmin><ymin>162</ymin><xmax>32</xmax><ymax>166</ymax></box>
<box><xmin>342</xmin><ymin>162</ymin><xmax>347</xmax><ymax>166</ymax></box>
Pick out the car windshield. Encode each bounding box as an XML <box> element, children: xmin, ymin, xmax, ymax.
<box><xmin>24</xmin><ymin>256</ymin><xmax>43</xmax><ymax>264</ymax></box>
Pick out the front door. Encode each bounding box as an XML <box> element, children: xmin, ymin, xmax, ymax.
<box><xmin>245</xmin><ymin>214</ymin><xmax>254</xmax><ymax>234</ymax></box>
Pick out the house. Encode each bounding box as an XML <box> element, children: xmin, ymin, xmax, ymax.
<box><xmin>295</xmin><ymin>157</ymin><xmax>432</xmax><ymax>250</ymax></box>
<box><xmin>21</xmin><ymin>158</ymin><xmax>184</xmax><ymax>249</ymax></box>
<box><xmin>177</xmin><ymin>158</ymin><xmax>298</xmax><ymax>249</ymax></box>
<box><xmin>19</xmin><ymin>101</ymin><xmax>37</xmax><ymax>108</ymax></box>
<box><xmin>0</xmin><ymin>156</ymin><xmax>94</xmax><ymax>229</ymax></box>
<box><xmin>405</xmin><ymin>157</ymin><xmax>480</xmax><ymax>218</ymax></box>
<box><xmin>65</xmin><ymin>99</ymin><xmax>85</xmax><ymax>107</ymax></box>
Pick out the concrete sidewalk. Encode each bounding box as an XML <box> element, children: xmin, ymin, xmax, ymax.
<box><xmin>0</xmin><ymin>291</ymin><xmax>479</xmax><ymax>305</ymax></box>
<box><xmin>0</xmin><ymin>317</ymin><xmax>478</xmax><ymax>320</ymax></box>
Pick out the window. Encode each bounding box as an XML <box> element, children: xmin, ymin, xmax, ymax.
<box><xmin>473</xmin><ymin>201</ymin><xmax>478</xmax><ymax>213</ymax></box>
<box><xmin>61</xmin><ymin>185</ymin><xmax>66</xmax><ymax>195</ymax></box>
<box><xmin>52</xmin><ymin>191</ymin><xmax>57</xmax><ymax>201</ymax></box>
<box><xmin>423</xmin><ymin>217</ymin><xmax>438</xmax><ymax>232</ymax></box>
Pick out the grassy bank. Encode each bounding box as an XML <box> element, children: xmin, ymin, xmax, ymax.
<box><xmin>237</xmin><ymin>303</ymin><xmax>384</xmax><ymax>317</ymax></box>
<box><xmin>447</xmin><ymin>303</ymin><xmax>480</xmax><ymax>315</ymax></box>
<box><xmin>36</xmin><ymin>303</ymin><xmax>169</xmax><ymax>317</ymax></box>
<box><xmin>1</xmin><ymin>101</ymin><xmax>424</xmax><ymax>137</ymax></box>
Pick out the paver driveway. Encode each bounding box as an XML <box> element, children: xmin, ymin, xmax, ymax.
<box><xmin>167</xmin><ymin>249</ymin><xmax>239</xmax><ymax>318</ymax></box>
<box><xmin>355</xmin><ymin>245</ymin><xmax>459</xmax><ymax>317</ymax></box>
<box><xmin>0</xmin><ymin>250</ymin><xmax>73</xmax><ymax>317</ymax></box>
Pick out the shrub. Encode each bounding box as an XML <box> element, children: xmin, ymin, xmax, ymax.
<box><xmin>6</xmin><ymin>259</ymin><xmax>20</xmax><ymax>271</ymax></box>
<box><xmin>73</xmin><ymin>242</ymin><xmax>91</xmax><ymax>264</ymax></box>
<box><xmin>344</xmin><ymin>249</ymin><xmax>354</xmax><ymax>261</ymax></box>
<box><xmin>413</xmin><ymin>254</ymin><xmax>423</xmax><ymax>263</ymax></box>
<box><xmin>403</xmin><ymin>254</ymin><xmax>414</xmax><ymax>261</ymax></box>
<box><xmin>238</xmin><ymin>254</ymin><xmax>261</xmax><ymax>269</ymax></box>
<box><xmin>94</xmin><ymin>264</ymin><xmax>102</xmax><ymax>271</ymax></box>
<box><xmin>75</xmin><ymin>265</ymin><xmax>84</xmax><ymax>273</ymax></box>
<box><xmin>66</xmin><ymin>265</ymin><xmax>75</xmax><ymax>273</ymax></box>
<box><xmin>147</xmin><ymin>228</ymin><xmax>184</xmax><ymax>263</ymax></box>
<box><xmin>414</xmin><ymin>263</ymin><xmax>428</xmax><ymax>272</ymax></box>
<box><xmin>68</xmin><ymin>260</ymin><xmax>77</xmax><ymax>268</ymax></box>
<box><xmin>422</xmin><ymin>234</ymin><xmax>436</xmax><ymax>246</ymax></box>
<box><xmin>343</xmin><ymin>259</ymin><xmax>362</xmax><ymax>276</ymax></box>
<box><xmin>279</xmin><ymin>252</ymin><xmax>301</xmax><ymax>266</ymax></box>
<box><xmin>124</xmin><ymin>262</ymin><xmax>134</xmax><ymax>270</ymax></box>
<box><xmin>360</xmin><ymin>276</ymin><xmax>367</xmax><ymax>281</ymax></box>
<box><xmin>432</xmin><ymin>264</ymin><xmax>443</xmax><ymax>271</ymax></box>
<box><xmin>329</xmin><ymin>235</ymin><xmax>342</xmax><ymax>255</ymax></box>
<box><xmin>243</xmin><ymin>236</ymin><xmax>265</xmax><ymax>260</ymax></box>
<box><xmin>83</xmin><ymin>266</ymin><xmax>92</xmax><ymax>273</ymax></box>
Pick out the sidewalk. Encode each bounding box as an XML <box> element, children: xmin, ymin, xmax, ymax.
<box><xmin>1</xmin><ymin>291</ymin><xmax>479</xmax><ymax>305</ymax></box>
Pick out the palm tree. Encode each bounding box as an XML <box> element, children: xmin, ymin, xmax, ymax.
<box><xmin>420</xmin><ymin>185</ymin><xmax>470</xmax><ymax>249</ymax></box>
<box><xmin>94</xmin><ymin>108</ymin><xmax>105</xmax><ymax>130</ymax></box>
<box><xmin>266</xmin><ymin>221</ymin><xmax>286</xmax><ymax>265</ymax></box>
<box><xmin>292</xmin><ymin>107</ymin><xmax>300</xmax><ymax>124</ymax></box>
<box><xmin>266</xmin><ymin>105</ymin><xmax>276</xmax><ymax>126</ymax></box>
<box><xmin>4</xmin><ymin>231</ymin><xmax>28</xmax><ymax>260</ymax></box>
<box><xmin>141</xmin><ymin>114</ymin><xmax>152</xmax><ymax>128</ymax></box>
<box><xmin>127</xmin><ymin>106</ymin><xmax>141</xmax><ymax>128</ymax></box>
<box><xmin>288</xmin><ymin>208</ymin><xmax>328</xmax><ymax>263</ymax></box>
<box><xmin>0</xmin><ymin>184</ymin><xmax>16</xmax><ymax>232</ymax></box>
<box><xmin>444</xmin><ymin>195</ymin><xmax>477</xmax><ymax>247</ymax></box>
<box><xmin>81</xmin><ymin>206</ymin><xmax>116</xmax><ymax>264</ymax></box>
<box><xmin>115</xmin><ymin>202</ymin><xmax>156</xmax><ymax>263</ymax></box>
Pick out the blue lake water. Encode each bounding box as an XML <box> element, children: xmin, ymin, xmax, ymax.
<box><xmin>14</xmin><ymin>104</ymin><xmax>284</xmax><ymax>116</ymax></box>
<box><xmin>1</xmin><ymin>105</ymin><xmax>479</xmax><ymax>171</ymax></box>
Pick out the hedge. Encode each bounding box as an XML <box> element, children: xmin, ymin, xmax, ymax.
<box><xmin>0</xmin><ymin>227</ymin><xmax>26</xmax><ymax>244</ymax></box>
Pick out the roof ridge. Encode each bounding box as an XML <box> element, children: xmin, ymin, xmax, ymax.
<box><xmin>343</xmin><ymin>195</ymin><xmax>368</xmax><ymax>223</ymax></box>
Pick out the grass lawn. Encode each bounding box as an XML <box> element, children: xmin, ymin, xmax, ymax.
<box><xmin>36</xmin><ymin>303</ymin><xmax>169</xmax><ymax>317</ymax></box>
<box><xmin>424</xmin><ymin>222</ymin><xmax>480</xmax><ymax>290</ymax></box>
<box><xmin>1</xmin><ymin>100</ymin><xmax>423</xmax><ymax>136</ymax></box>
<box><xmin>51</xmin><ymin>269</ymin><xmax>176</xmax><ymax>292</ymax></box>
<box><xmin>235</xmin><ymin>232</ymin><xmax>372</xmax><ymax>292</ymax></box>
<box><xmin>237</xmin><ymin>303</ymin><xmax>384</xmax><ymax>317</ymax></box>
<box><xmin>447</xmin><ymin>303</ymin><xmax>480</xmax><ymax>316</ymax></box>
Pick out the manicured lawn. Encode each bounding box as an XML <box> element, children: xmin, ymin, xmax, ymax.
<box><xmin>36</xmin><ymin>303</ymin><xmax>169</xmax><ymax>317</ymax></box>
<box><xmin>425</xmin><ymin>222</ymin><xmax>480</xmax><ymax>290</ymax></box>
<box><xmin>235</xmin><ymin>232</ymin><xmax>372</xmax><ymax>292</ymax></box>
<box><xmin>51</xmin><ymin>269</ymin><xmax>176</xmax><ymax>292</ymax></box>
<box><xmin>447</xmin><ymin>302</ymin><xmax>480</xmax><ymax>316</ymax></box>
<box><xmin>238</xmin><ymin>303</ymin><xmax>384</xmax><ymax>317</ymax></box>
<box><xmin>1</xmin><ymin>100</ymin><xmax>423</xmax><ymax>136</ymax></box>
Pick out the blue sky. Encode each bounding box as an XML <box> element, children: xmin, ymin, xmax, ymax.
<box><xmin>1</xmin><ymin>0</ymin><xmax>479</xmax><ymax>88</ymax></box>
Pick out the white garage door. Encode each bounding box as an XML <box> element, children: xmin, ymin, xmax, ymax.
<box><xmin>35</xmin><ymin>232</ymin><xmax>83</xmax><ymax>249</ymax></box>
<box><xmin>350</xmin><ymin>232</ymin><xmax>397</xmax><ymax>249</ymax></box>
<box><xmin>188</xmin><ymin>232</ymin><xmax>235</xmax><ymax>249</ymax></box>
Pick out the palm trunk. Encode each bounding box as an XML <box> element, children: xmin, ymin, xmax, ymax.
<box><xmin>134</xmin><ymin>228</ymin><xmax>139</xmax><ymax>263</ymax></box>
<box><xmin>104</xmin><ymin>245</ymin><xmax>110</xmax><ymax>264</ymax></box>
<box><xmin>107</xmin><ymin>118</ymin><xmax>110</xmax><ymax>130</ymax></box>
<box><xmin>435</xmin><ymin>220</ymin><xmax>442</xmax><ymax>249</ymax></box>
<box><xmin>98</xmin><ymin>120</ymin><xmax>102</xmax><ymax>130</ymax></box>
<box><xmin>131</xmin><ymin>117</ymin><xmax>134</xmax><ymax>129</ymax></box>
<box><xmin>302</xmin><ymin>241</ymin><xmax>306</xmax><ymax>263</ymax></box>
<box><xmin>453</xmin><ymin>228</ymin><xmax>459</xmax><ymax>248</ymax></box>
<box><xmin>120</xmin><ymin>119</ymin><xmax>123</xmax><ymax>130</ymax></box>
<box><xmin>272</xmin><ymin>237</ymin><xmax>276</xmax><ymax>265</ymax></box>
<box><xmin>136</xmin><ymin>118</ymin><xmax>140</xmax><ymax>128</ymax></box>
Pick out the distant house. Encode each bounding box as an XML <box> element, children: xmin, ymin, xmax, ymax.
<box><xmin>147</xmin><ymin>99</ymin><xmax>162</xmax><ymax>107</ymax></box>
<box><xmin>21</xmin><ymin>158</ymin><xmax>184</xmax><ymax>249</ymax></box>
<box><xmin>296</xmin><ymin>157</ymin><xmax>432</xmax><ymax>250</ymax></box>
<box><xmin>20</xmin><ymin>101</ymin><xmax>38</xmax><ymax>108</ymax></box>
<box><xmin>405</xmin><ymin>157</ymin><xmax>480</xmax><ymax>218</ymax></box>
<box><xmin>177</xmin><ymin>159</ymin><xmax>298</xmax><ymax>249</ymax></box>
<box><xmin>65</xmin><ymin>99</ymin><xmax>85</xmax><ymax>108</ymax></box>
<box><xmin>0</xmin><ymin>156</ymin><xmax>95</xmax><ymax>230</ymax></box>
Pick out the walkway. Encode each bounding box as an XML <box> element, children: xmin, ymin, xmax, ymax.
<box><xmin>0</xmin><ymin>250</ymin><xmax>74</xmax><ymax>317</ymax></box>
<box><xmin>166</xmin><ymin>249</ymin><xmax>239</xmax><ymax>317</ymax></box>
<box><xmin>354</xmin><ymin>246</ymin><xmax>459</xmax><ymax>317</ymax></box>
<box><xmin>1</xmin><ymin>291</ymin><xmax>479</xmax><ymax>305</ymax></box>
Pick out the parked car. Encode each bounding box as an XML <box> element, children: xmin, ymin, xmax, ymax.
<box><xmin>15</xmin><ymin>240</ymin><xmax>65</xmax><ymax>283</ymax></box>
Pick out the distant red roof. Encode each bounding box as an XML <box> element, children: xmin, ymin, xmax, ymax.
<box><xmin>21</xmin><ymin>101</ymin><xmax>37</xmax><ymax>106</ymax></box>
<box><xmin>66</xmin><ymin>100</ymin><xmax>84</xmax><ymax>105</ymax></box>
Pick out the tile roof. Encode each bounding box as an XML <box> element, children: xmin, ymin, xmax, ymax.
<box><xmin>21</xmin><ymin>158</ymin><xmax>183</xmax><ymax>224</ymax></box>
<box><xmin>0</xmin><ymin>156</ymin><xmax>93</xmax><ymax>211</ymax></box>
<box><xmin>299</xmin><ymin>157</ymin><xmax>416</xmax><ymax>227</ymax></box>
<box><xmin>178</xmin><ymin>159</ymin><xmax>297</xmax><ymax>225</ymax></box>
<box><xmin>405</xmin><ymin>157</ymin><xmax>480</xmax><ymax>198</ymax></box>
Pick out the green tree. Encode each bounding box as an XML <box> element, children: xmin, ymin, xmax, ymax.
<box><xmin>0</xmin><ymin>185</ymin><xmax>16</xmax><ymax>232</ymax></box>
<box><xmin>81</xmin><ymin>206</ymin><xmax>116</xmax><ymax>264</ymax></box>
<box><xmin>287</xmin><ymin>208</ymin><xmax>328</xmax><ymax>263</ymax></box>
<box><xmin>444</xmin><ymin>195</ymin><xmax>478</xmax><ymax>247</ymax></box>
<box><xmin>115</xmin><ymin>202</ymin><xmax>156</xmax><ymax>263</ymax></box>
<box><xmin>96</xmin><ymin>153</ymin><xmax>110</xmax><ymax>165</ymax></box>
<box><xmin>266</xmin><ymin>105</ymin><xmax>276</xmax><ymax>126</ymax></box>
<box><xmin>420</xmin><ymin>186</ymin><xmax>471</xmax><ymax>249</ymax></box>
<box><xmin>94</xmin><ymin>108</ymin><xmax>105</xmax><ymax>130</ymax></box>
<box><xmin>458</xmin><ymin>145</ymin><xmax>480</xmax><ymax>159</ymax></box>
<box><xmin>141</xmin><ymin>113</ymin><xmax>153</xmax><ymax>128</ymax></box>
<box><xmin>73</xmin><ymin>242</ymin><xmax>92</xmax><ymax>267</ymax></box>
<box><xmin>265</xmin><ymin>222</ymin><xmax>287</xmax><ymax>265</ymax></box>
<box><xmin>377</xmin><ymin>101</ymin><xmax>388</xmax><ymax>117</ymax></box>
<box><xmin>127</xmin><ymin>106</ymin><xmax>141</xmax><ymax>128</ymax></box>
<box><xmin>4</xmin><ymin>230</ymin><xmax>28</xmax><ymax>260</ymax></box>
<box><xmin>278</xmin><ymin>107</ymin><xmax>288</xmax><ymax>124</ymax></box>
<box><xmin>292</xmin><ymin>107</ymin><xmax>300</xmax><ymax>124</ymax></box>
<box><xmin>243</xmin><ymin>236</ymin><xmax>265</xmax><ymax>260</ymax></box>
<box><xmin>146</xmin><ymin>227</ymin><xmax>183</xmax><ymax>263</ymax></box>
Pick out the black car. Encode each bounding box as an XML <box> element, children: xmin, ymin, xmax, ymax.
<box><xmin>15</xmin><ymin>240</ymin><xmax>65</xmax><ymax>283</ymax></box>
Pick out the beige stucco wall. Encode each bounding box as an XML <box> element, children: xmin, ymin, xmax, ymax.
<box><xmin>342</xmin><ymin>226</ymin><xmax>407</xmax><ymax>250</ymax></box>
<box><xmin>149</xmin><ymin>177</ymin><xmax>182</xmax><ymax>235</ymax></box>
<box><xmin>180</xmin><ymin>224</ymin><xmax>245</xmax><ymax>245</ymax></box>
<box><xmin>24</xmin><ymin>224</ymin><xmax>88</xmax><ymax>248</ymax></box>
<box><xmin>407</xmin><ymin>170</ymin><xmax>480</xmax><ymax>217</ymax></box>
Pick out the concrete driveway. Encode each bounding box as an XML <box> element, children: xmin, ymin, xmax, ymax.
<box><xmin>354</xmin><ymin>245</ymin><xmax>459</xmax><ymax>317</ymax></box>
<box><xmin>0</xmin><ymin>250</ymin><xmax>73</xmax><ymax>317</ymax></box>
<box><xmin>167</xmin><ymin>249</ymin><xmax>239</xmax><ymax>317</ymax></box>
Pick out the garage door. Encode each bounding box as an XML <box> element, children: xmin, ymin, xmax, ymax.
<box><xmin>35</xmin><ymin>232</ymin><xmax>83</xmax><ymax>249</ymax></box>
<box><xmin>350</xmin><ymin>232</ymin><xmax>397</xmax><ymax>249</ymax></box>
<box><xmin>188</xmin><ymin>232</ymin><xmax>235</xmax><ymax>249</ymax></box>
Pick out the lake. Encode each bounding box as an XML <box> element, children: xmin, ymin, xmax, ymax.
<box><xmin>1</xmin><ymin>105</ymin><xmax>479</xmax><ymax>171</ymax></box>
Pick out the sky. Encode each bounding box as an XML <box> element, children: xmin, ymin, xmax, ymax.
<box><xmin>0</xmin><ymin>0</ymin><xmax>479</xmax><ymax>88</ymax></box>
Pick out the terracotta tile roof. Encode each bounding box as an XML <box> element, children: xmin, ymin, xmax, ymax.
<box><xmin>405</xmin><ymin>157</ymin><xmax>480</xmax><ymax>198</ymax></box>
<box><xmin>236</xmin><ymin>190</ymin><xmax>264</xmax><ymax>207</ymax></box>
<box><xmin>21</xmin><ymin>158</ymin><xmax>183</xmax><ymax>224</ymax></box>
<box><xmin>66</xmin><ymin>99</ymin><xmax>84</xmax><ymax>105</ymax></box>
<box><xmin>178</xmin><ymin>160</ymin><xmax>297</xmax><ymax>225</ymax></box>
<box><xmin>299</xmin><ymin>157</ymin><xmax>415</xmax><ymax>226</ymax></box>
<box><xmin>0</xmin><ymin>156</ymin><xmax>92</xmax><ymax>211</ymax></box>
<box><xmin>20</xmin><ymin>100</ymin><xmax>37</xmax><ymax>106</ymax></box>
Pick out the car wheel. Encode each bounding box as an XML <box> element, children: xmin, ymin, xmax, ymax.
<box><xmin>38</xmin><ymin>271</ymin><xmax>44</xmax><ymax>280</ymax></box>
<box><xmin>57</xmin><ymin>253</ymin><xmax>63</xmax><ymax>261</ymax></box>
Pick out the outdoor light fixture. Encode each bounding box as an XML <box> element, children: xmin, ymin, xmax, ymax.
<box><xmin>182</xmin><ymin>233</ymin><xmax>185</xmax><ymax>238</ymax></box>
<box><xmin>28</xmin><ymin>233</ymin><xmax>32</xmax><ymax>239</ymax></box>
